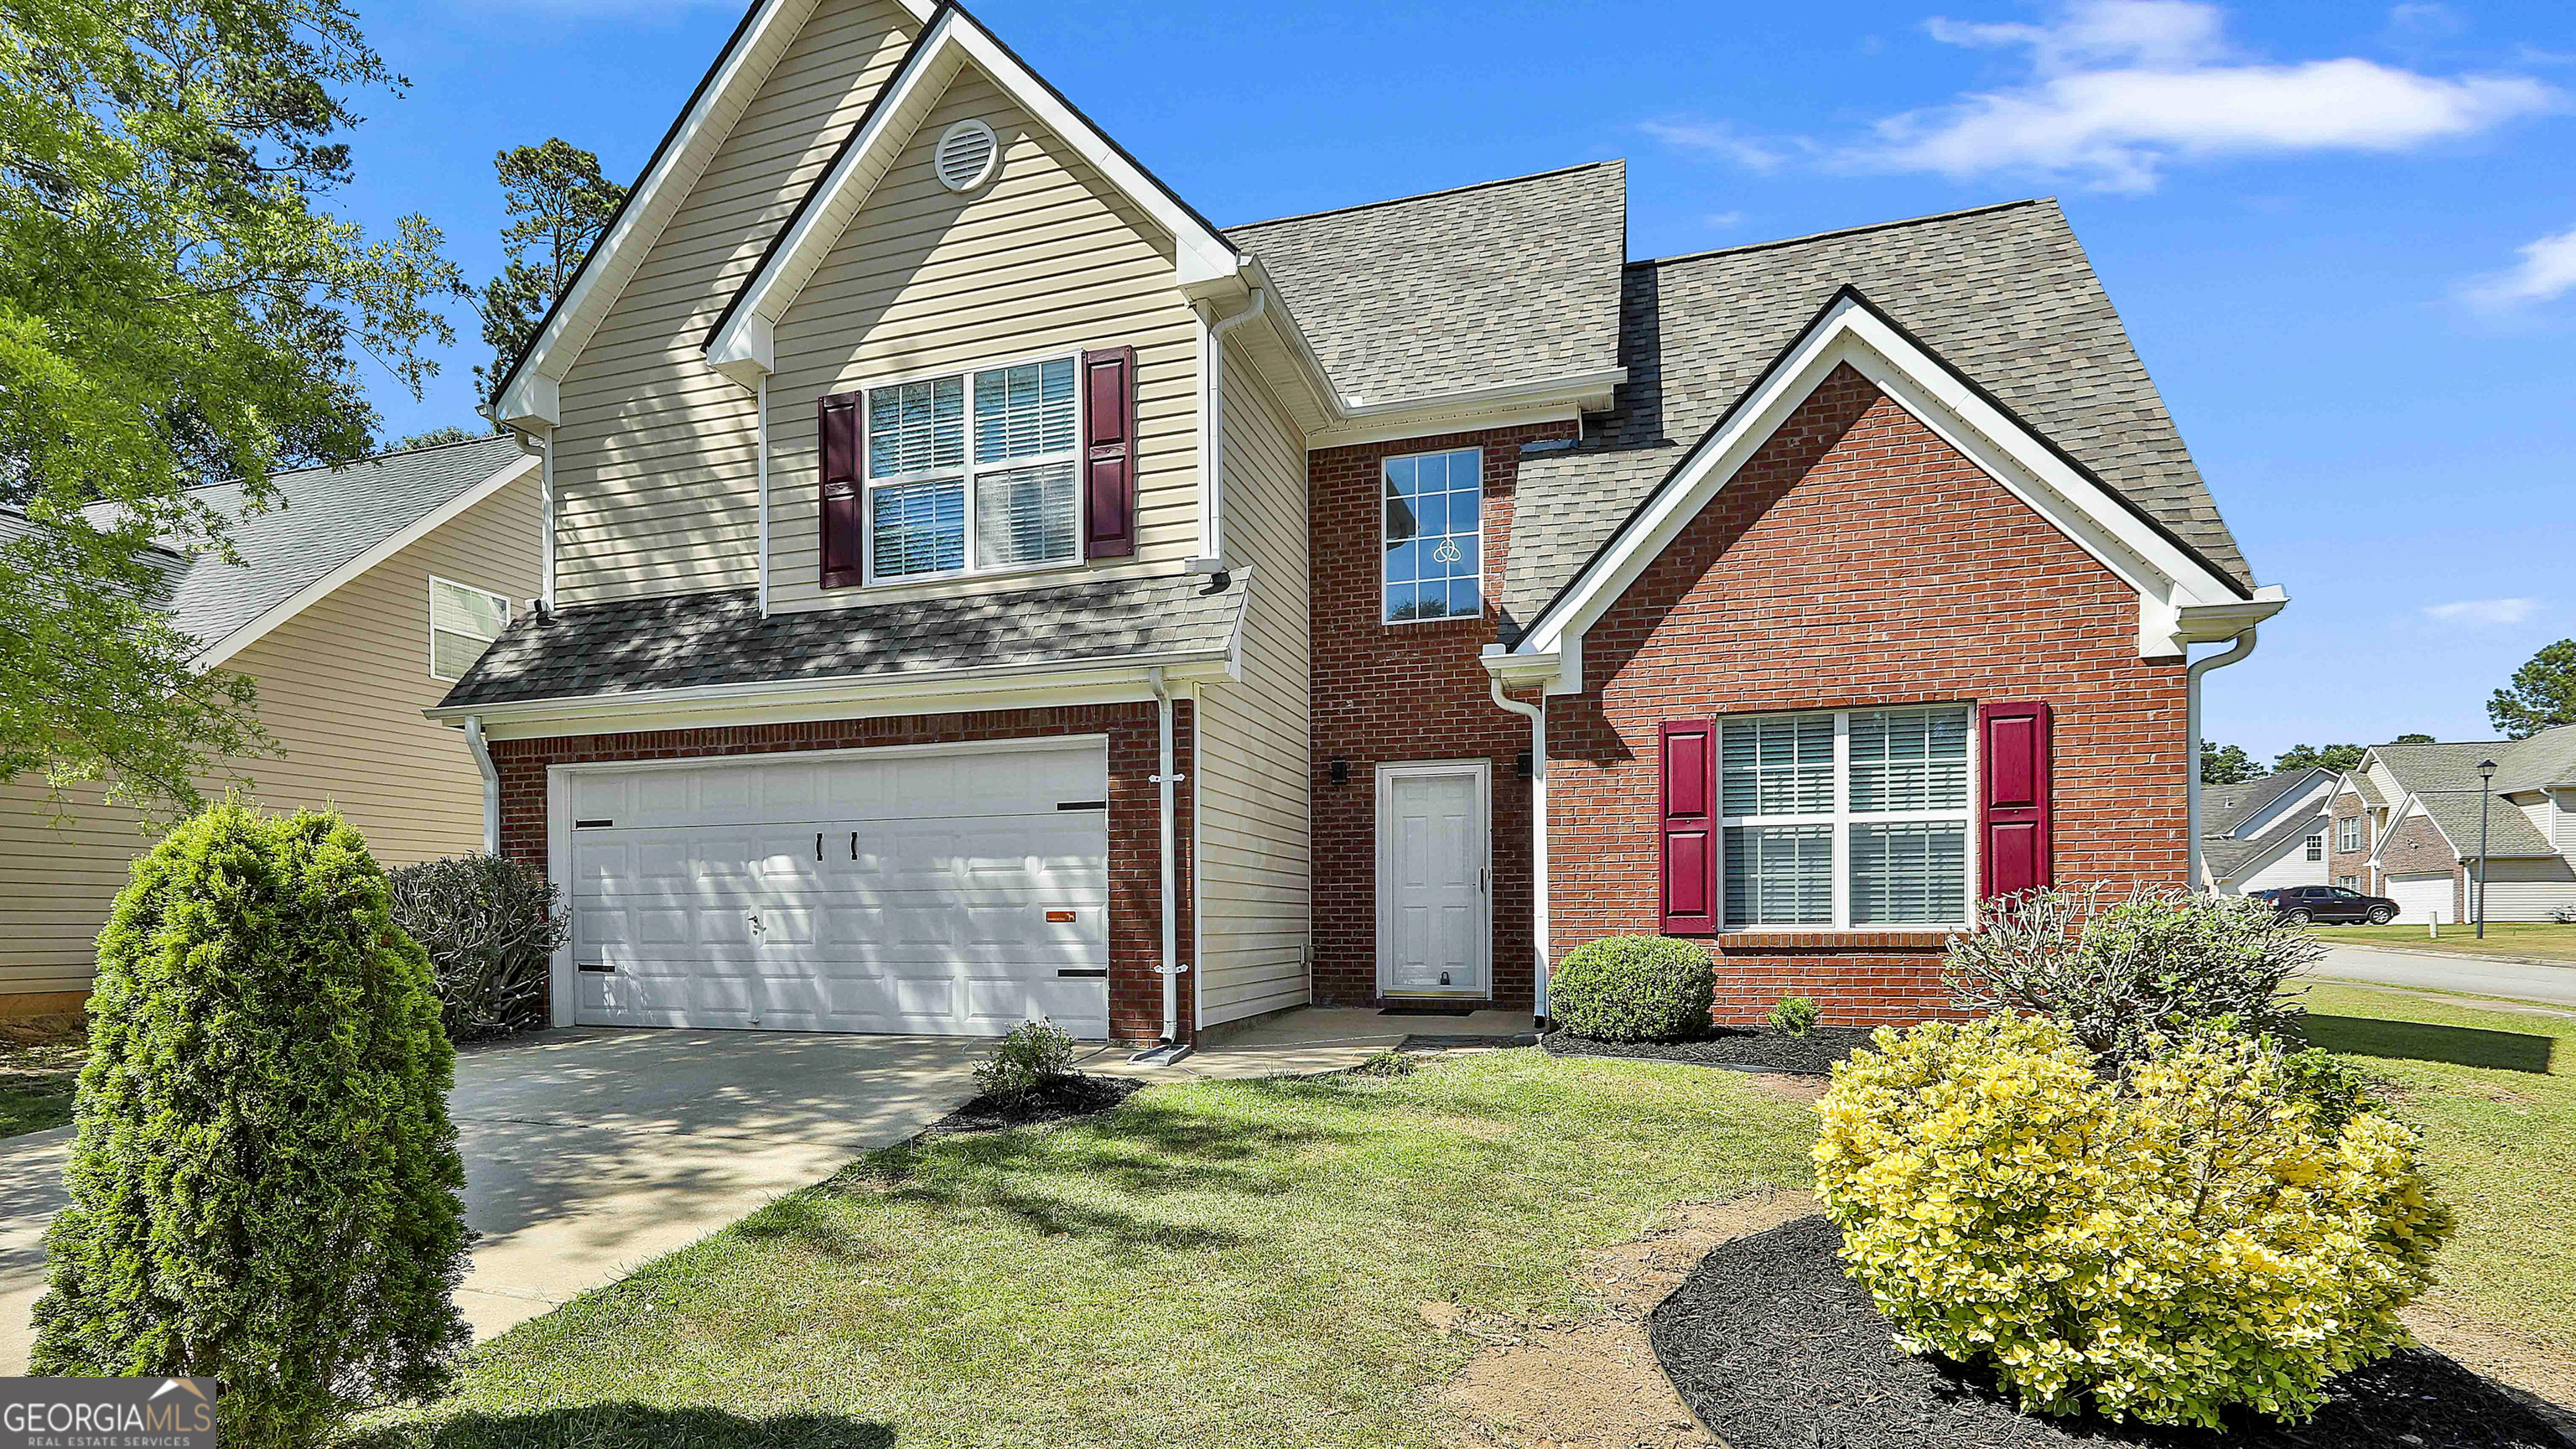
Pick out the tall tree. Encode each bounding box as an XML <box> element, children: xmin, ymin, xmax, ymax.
<box><xmin>2200</xmin><ymin>741</ymin><xmax>2258</xmax><ymax>785</ymax></box>
<box><xmin>474</xmin><ymin>140</ymin><xmax>624</xmax><ymax>398</ymax></box>
<box><xmin>2273</xmin><ymin>744</ymin><xmax>2366</xmax><ymax>774</ymax></box>
<box><xmin>2490</xmin><ymin>641</ymin><xmax>2576</xmax><ymax>740</ymax></box>
<box><xmin>2</xmin><ymin>0</ymin><xmax>463</xmax><ymax>819</ymax></box>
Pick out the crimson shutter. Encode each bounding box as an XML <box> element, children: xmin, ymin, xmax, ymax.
<box><xmin>1980</xmin><ymin>701</ymin><xmax>2053</xmax><ymax>900</ymax></box>
<box><xmin>1660</xmin><ymin>720</ymin><xmax>1718</xmax><ymax>934</ymax></box>
<box><xmin>1082</xmin><ymin>345</ymin><xmax>1136</xmax><ymax>558</ymax></box>
<box><xmin>818</xmin><ymin>392</ymin><xmax>862</xmax><ymax>589</ymax></box>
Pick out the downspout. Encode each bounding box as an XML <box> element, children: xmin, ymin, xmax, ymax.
<box><xmin>2184</xmin><ymin>626</ymin><xmax>2260</xmax><ymax>892</ymax></box>
<box><xmin>756</xmin><ymin>376</ymin><xmax>771</xmax><ymax>615</ymax></box>
<box><xmin>1488</xmin><ymin>678</ymin><xmax>1550</xmax><ymax>1027</ymax></box>
<box><xmin>1189</xmin><ymin>289</ymin><xmax>1266</xmax><ymax>572</ymax></box>
<box><xmin>465</xmin><ymin>716</ymin><xmax>500</xmax><ymax>856</ymax></box>
<box><xmin>537</xmin><ymin>433</ymin><xmax>555</xmax><ymax>611</ymax></box>
<box><xmin>1133</xmin><ymin>666</ymin><xmax>1192</xmax><ymax>1064</ymax></box>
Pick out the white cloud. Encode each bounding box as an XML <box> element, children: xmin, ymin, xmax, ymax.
<box><xmin>2423</xmin><ymin>598</ymin><xmax>2541</xmax><ymax>625</ymax></box>
<box><xmin>1860</xmin><ymin>0</ymin><xmax>2554</xmax><ymax>190</ymax></box>
<box><xmin>1641</xmin><ymin>118</ymin><xmax>1789</xmax><ymax>171</ymax></box>
<box><xmin>1705</xmin><ymin>210</ymin><xmax>1749</xmax><ymax>230</ymax></box>
<box><xmin>2460</xmin><ymin>225</ymin><xmax>2576</xmax><ymax>309</ymax></box>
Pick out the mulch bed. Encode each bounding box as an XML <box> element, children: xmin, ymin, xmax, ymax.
<box><xmin>913</xmin><ymin>1073</ymin><xmax>1143</xmax><ymax>1140</ymax></box>
<box><xmin>1647</xmin><ymin>1214</ymin><xmax>2568</xmax><ymax>1449</ymax></box>
<box><xmin>1542</xmin><ymin>1026</ymin><xmax>1877</xmax><ymax>1076</ymax></box>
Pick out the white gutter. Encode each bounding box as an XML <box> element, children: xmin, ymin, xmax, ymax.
<box><xmin>1191</xmin><ymin>289</ymin><xmax>1266</xmax><ymax>571</ymax></box>
<box><xmin>1488</xmin><ymin>675</ymin><xmax>1550</xmax><ymax>1027</ymax></box>
<box><xmin>465</xmin><ymin>716</ymin><xmax>501</xmax><ymax>854</ymax></box>
<box><xmin>2184</xmin><ymin>626</ymin><xmax>2260</xmax><ymax>891</ymax></box>
<box><xmin>1133</xmin><ymin>665</ymin><xmax>1192</xmax><ymax>1063</ymax></box>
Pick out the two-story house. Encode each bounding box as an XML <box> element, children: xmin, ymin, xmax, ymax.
<box><xmin>2197</xmin><ymin>766</ymin><xmax>2339</xmax><ymax>896</ymax></box>
<box><xmin>434</xmin><ymin>0</ymin><xmax>2281</xmax><ymax>1046</ymax></box>
<box><xmin>2329</xmin><ymin>729</ymin><xmax>2576</xmax><ymax>923</ymax></box>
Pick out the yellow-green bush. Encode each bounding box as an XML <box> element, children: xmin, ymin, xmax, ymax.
<box><xmin>1811</xmin><ymin>1015</ymin><xmax>2450</xmax><ymax>1428</ymax></box>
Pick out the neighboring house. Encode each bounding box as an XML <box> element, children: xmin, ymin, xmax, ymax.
<box><xmin>0</xmin><ymin>438</ymin><xmax>543</xmax><ymax>1016</ymax></box>
<box><xmin>2197</xmin><ymin>766</ymin><xmax>2339</xmax><ymax>896</ymax></box>
<box><xmin>444</xmin><ymin>0</ymin><xmax>2279</xmax><ymax>1044</ymax></box>
<box><xmin>2327</xmin><ymin>730</ymin><xmax>2576</xmax><ymax>924</ymax></box>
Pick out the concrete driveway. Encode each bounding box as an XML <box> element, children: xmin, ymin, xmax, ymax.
<box><xmin>2309</xmin><ymin>943</ymin><xmax>2576</xmax><ymax>1007</ymax></box>
<box><xmin>0</xmin><ymin>1028</ymin><xmax>984</xmax><ymax>1373</ymax></box>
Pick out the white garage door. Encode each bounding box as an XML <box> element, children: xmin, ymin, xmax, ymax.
<box><xmin>566</xmin><ymin>740</ymin><xmax>1110</xmax><ymax>1037</ymax></box>
<box><xmin>2383</xmin><ymin>872</ymin><xmax>2453</xmax><ymax>925</ymax></box>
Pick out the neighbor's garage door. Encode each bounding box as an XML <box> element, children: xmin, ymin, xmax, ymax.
<box><xmin>566</xmin><ymin>740</ymin><xmax>1109</xmax><ymax>1037</ymax></box>
<box><xmin>2383</xmin><ymin>872</ymin><xmax>2454</xmax><ymax>925</ymax></box>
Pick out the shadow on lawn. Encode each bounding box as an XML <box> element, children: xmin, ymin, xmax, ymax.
<box><xmin>2303</xmin><ymin>1014</ymin><xmax>2557</xmax><ymax>1075</ymax></box>
<box><xmin>348</xmin><ymin>1403</ymin><xmax>894</xmax><ymax>1448</ymax></box>
<box><xmin>745</xmin><ymin>1088</ymin><xmax>1359</xmax><ymax>1259</ymax></box>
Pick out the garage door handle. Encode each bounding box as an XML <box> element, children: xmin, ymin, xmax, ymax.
<box><xmin>578</xmin><ymin>963</ymin><xmax>614</xmax><ymax>974</ymax></box>
<box><xmin>1057</xmin><ymin>968</ymin><xmax>1109</xmax><ymax>979</ymax></box>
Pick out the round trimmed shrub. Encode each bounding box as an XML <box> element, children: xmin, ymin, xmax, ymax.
<box><xmin>31</xmin><ymin>803</ymin><xmax>472</xmax><ymax>1447</ymax></box>
<box><xmin>1812</xmin><ymin>1014</ymin><xmax>2451</xmax><ymax>1428</ymax></box>
<box><xmin>1548</xmin><ymin>935</ymin><xmax>1713</xmax><ymax>1041</ymax></box>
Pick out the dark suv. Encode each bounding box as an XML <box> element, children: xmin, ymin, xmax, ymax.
<box><xmin>2252</xmin><ymin>885</ymin><xmax>2397</xmax><ymax>926</ymax></box>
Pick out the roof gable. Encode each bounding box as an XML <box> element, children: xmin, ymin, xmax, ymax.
<box><xmin>702</xmin><ymin>3</ymin><xmax>1242</xmax><ymax>387</ymax></box>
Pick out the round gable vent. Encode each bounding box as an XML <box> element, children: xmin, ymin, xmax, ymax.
<box><xmin>935</xmin><ymin>119</ymin><xmax>999</xmax><ymax>193</ymax></box>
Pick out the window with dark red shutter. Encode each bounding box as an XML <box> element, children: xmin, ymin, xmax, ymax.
<box><xmin>1979</xmin><ymin>701</ymin><xmax>2053</xmax><ymax>901</ymax></box>
<box><xmin>1081</xmin><ymin>345</ymin><xmax>1135</xmax><ymax>558</ymax></box>
<box><xmin>1661</xmin><ymin>719</ymin><xmax>1718</xmax><ymax>934</ymax></box>
<box><xmin>817</xmin><ymin>392</ymin><xmax>861</xmax><ymax>589</ymax></box>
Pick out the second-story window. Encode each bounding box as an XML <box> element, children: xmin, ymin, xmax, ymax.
<box><xmin>1383</xmin><ymin>447</ymin><xmax>1483</xmax><ymax>622</ymax></box>
<box><xmin>2337</xmin><ymin>815</ymin><xmax>2364</xmax><ymax>853</ymax></box>
<box><xmin>866</xmin><ymin>356</ymin><xmax>1080</xmax><ymax>581</ymax></box>
<box><xmin>2305</xmin><ymin>833</ymin><xmax>2324</xmax><ymax>861</ymax></box>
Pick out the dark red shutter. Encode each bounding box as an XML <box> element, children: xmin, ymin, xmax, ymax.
<box><xmin>1660</xmin><ymin>719</ymin><xmax>1718</xmax><ymax>935</ymax></box>
<box><xmin>818</xmin><ymin>392</ymin><xmax>862</xmax><ymax>589</ymax></box>
<box><xmin>1082</xmin><ymin>345</ymin><xmax>1136</xmax><ymax>558</ymax></box>
<box><xmin>1980</xmin><ymin>701</ymin><xmax>2053</xmax><ymax>901</ymax></box>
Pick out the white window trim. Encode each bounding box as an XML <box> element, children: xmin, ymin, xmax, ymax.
<box><xmin>2304</xmin><ymin>833</ymin><xmax>2325</xmax><ymax>862</ymax></box>
<box><xmin>855</xmin><ymin>347</ymin><xmax>1090</xmax><ymax>588</ymax></box>
<box><xmin>1715</xmin><ymin>704</ymin><xmax>1978</xmax><ymax>932</ymax></box>
<box><xmin>427</xmin><ymin>574</ymin><xmax>512</xmax><ymax>683</ymax></box>
<box><xmin>1379</xmin><ymin>445</ymin><xmax>1485</xmax><ymax>626</ymax></box>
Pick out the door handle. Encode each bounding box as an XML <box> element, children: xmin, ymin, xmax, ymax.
<box><xmin>1478</xmin><ymin>867</ymin><xmax>1488</xmax><ymax>895</ymax></box>
<box><xmin>746</xmin><ymin>910</ymin><xmax>764</xmax><ymax>935</ymax></box>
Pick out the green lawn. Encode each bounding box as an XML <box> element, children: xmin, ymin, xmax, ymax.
<box><xmin>2326</xmin><ymin>922</ymin><xmax>2576</xmax><ymax>963</ymax></box>
<box><xmin>355</xmin><ymin>1050</ymin><xmax>1816</xmax><ymax>1449</ymax></box>
<box><xmin>2302</xmin><ymin>983</ymin><xmax>2576</xmax><ymax>1351</ymax></box>
<box><xmin>0</xmin><ymin>1022</ymin><xmax>86</xmax><ymax>1140</ymax></box>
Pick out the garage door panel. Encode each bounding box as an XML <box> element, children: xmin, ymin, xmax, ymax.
<box><xmin>2385</xmin><ymin>873</ymin><xmax>2452</xmax><ymax>924</ymax></box>
<box><xmin>568</xmin><ymin>742</ymin><xmax>1110</xmax><ymax>1036</ymax></box>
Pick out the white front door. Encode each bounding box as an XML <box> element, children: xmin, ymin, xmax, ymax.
<box><xmin>1376</xmin><ymin>761</ymin><xmax>1491</xmax><ymax>997</ymax></box>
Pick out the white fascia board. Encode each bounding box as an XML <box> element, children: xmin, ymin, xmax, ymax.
<box><xmin>196</xmin><ymin>451</ymin><xmax>541</xmax><ymax>670</ymax></box>
<box><xmin>492</xmin><ymin>0</ymin><xmax>844</xmax><ymax>425</ymax></box>
<box><xmin>446</xmin><ymin>652</ymin><xmax>1236</xmax><ymax>740</ymax></box>
<box><xmin>703</xmin><ymin>8</ymin><xmax>1244</xmax><ymax>382</ymax></box>
<box><xmin>1509</xmin><ymin>294</ymin><xmax>2257</xmax><ymax>693</ymax></box>
<box><xmin>1304</xmin><ymin>369</ymin><xmax>1628</xmax><ymax>449</ymax></box>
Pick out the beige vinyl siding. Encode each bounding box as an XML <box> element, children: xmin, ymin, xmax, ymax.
<box><xmin>765</xmin><ymin>65</ymin><xmax>1202</xmax><ymax>612</ymax></box>
<box><xmin>552</xmin><ymin>0</ymin><xmax>920</xmax><ymax>606</ymax></box>
<box><xmin>2476</xmin><ymin>855</ymin><xmax>2576</xmax><ymax>922</ymax></box>
<box><xmin>0</xmin><ymin>479</ymin><xmax>543</xmax><ymax>1000</ymax></box>
<box><xmin>1194</xmin><ymin>340</ymin><xmax>1311</xmax><ymax>1026</ymax></box>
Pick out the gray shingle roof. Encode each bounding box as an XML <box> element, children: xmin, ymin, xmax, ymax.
<box><xmin>2409</xmin><ymin>791</ymin><xmax>2556</xmax><ymax>858</ymax></box>
<box><xmin>2206</xmin><ymin>804</ymin><xmax>2328</xmax><ymax>882</ymax></box>
<box><xmin>2203</xmin><ymin>767</ymin><xmax>2330</xmax><ymax>838</ymax></box>
<box><xmin>2362</xmin><ymin>725</ymin><xmax>2576</xmax><ymax>859</ymax></box>
<box><xmin>435</xmin><ymin>570</ymin><xmax>1250</xmax><ymax>711</ymax></box>
<box><xmin>2372</xmin><ymin>742</ymin><xmax>2514</xmax><ymax>798</ymax></box>
<box><xmin>1228</xmin><ymin>162</ymin><xmax>1626</xmax><ymax>408</ymax></box>
<box><xmin>80</xmin><ymin>435</ymin><xmax>530</xmax><ymax>652</ymax></box>
<box><xmin>2495</xmin><ymin>723</ymin><xmax>2576</xmax><ymax>793</ymax></box>
<box><xmin>1497</xmin><ymin>199</ymin><xmax>2253</xmax><ymax>635</ymax></box>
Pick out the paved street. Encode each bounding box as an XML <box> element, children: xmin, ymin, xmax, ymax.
<box><xmin>2309</xmin><ymin>942</ymin><xmax>2576</xmax><ymax>1008</ymax></box>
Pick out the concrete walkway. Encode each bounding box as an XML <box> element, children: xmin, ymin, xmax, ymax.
<box><xmin>0</xmin><ymin>1028</ymin><xmax>987</xmax><ymax>1373</ymax></box>
<box><xmin>2309</xmin><ymin>943</ymin><xmax>2576</xmax><ymax>1007</ymax></box>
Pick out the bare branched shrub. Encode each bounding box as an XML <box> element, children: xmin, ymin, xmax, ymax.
<box><xmin>387</xmin><ymin>854</ymin><xmax>567</xmax><ymax>1042</ymax></box>
<box><xmin>1942</xmin><ymin>886</ymin><xmax>2320</xmax><ymax>1067</ymax></box>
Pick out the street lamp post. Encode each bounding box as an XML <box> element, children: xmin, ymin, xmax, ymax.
<box><xmin>2475</xmin><ymin>758</ymin><xmax>2498</xmax><ymax>940</ymax></box>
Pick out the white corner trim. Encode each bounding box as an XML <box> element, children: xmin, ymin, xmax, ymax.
<box><xmin>1508</xmin><ymin>293</ymin><xmax>2266</xmax><ymax>692</ymax></box>
<box><xmin>196</xmin><ymin>450</ymin><xmax>541</xmax><ymax>671</ymax></box>
<box><xmin>703</xmin><ymin>8</ymin><xmax>1243</xmax><ymax>384</ymax></box>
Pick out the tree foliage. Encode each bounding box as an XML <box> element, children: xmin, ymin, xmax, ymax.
<box><xmin>2392</xmin><ymin>732</ymin><xmax>2436</xmax><ymax>744</ymax></box>
<box><xmin>2489</xmin><ymin>640</ymin><xmax>2576</xmax><ymax>740</ymax></box>
<box><xmin>474</xmin><ymin>138</ymin><xmax>623</xmax><ymax>398</ymax></box>
<box><xmin>2272</xmin><ymin>742</ymin><xmax>2365</xmax><ymax>774</ymax></box>
<box><xmin>2199</xmin><ymin>740</ymin><xmax>2257</xmax><ymax>785</ymax></box>
<box><xmin>30</xmin><ymin>803</ymin><xmax>470</xmax><ymax>1446</ymax></box>
<box><xmin>393</xmin><ymin>423</ymin><xmax>490</xmax><ymax>450</ymax></box>
<box><xmin>1</xmin><ymin>0</ymin><xmax>461</xmax><ymax>817</ymax></box>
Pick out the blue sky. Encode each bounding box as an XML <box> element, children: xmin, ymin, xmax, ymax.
<box><xmin>335</xmin><ymin>0</ymin><xmax>2573</xmax><ymax>762</ymax></box>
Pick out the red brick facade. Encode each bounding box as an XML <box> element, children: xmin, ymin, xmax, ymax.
<box><xmin>1307</xmin><ymin>419</ymin><xmax>1580</xmax><ymax>1009</ymax></box>
<box><xmin>2376</xmin><ymin>812</ymin><xmax>2462</xmax><ymax>920</ymax></box>
<box><xmin>2329</xmin><ymin>790</ymin><xmax>2374</xmax><ymax>891</ymax></box>
<box><xmin>486</xmin><ymin>704</ymin><xmax>1195</xmax><ymax>1043</ymax></box>
<box><xmin>1545</xmin><ymin>366</ymin><xmax>2192</xmax><ymax>1025</ymax></box>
